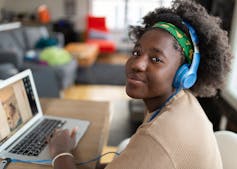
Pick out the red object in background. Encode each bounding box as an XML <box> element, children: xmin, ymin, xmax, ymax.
<box><xmin>87</xmin><ymin>15</ymin><xmax>108</xmax><ymax>32</ymax></box>
<box><xmin>86</xmin><ymin>39</ymin><xmax>116</xmax><ymax>53</ymax></box>
<box><xmin>86</xmin><ymin>15</ymin><xmax>116</xmax><ymax>53</ymax></box>
<box><xmin>38</xmin><ymin>5</ymin><xmax>51</xmax><ymax>24</ymax></box>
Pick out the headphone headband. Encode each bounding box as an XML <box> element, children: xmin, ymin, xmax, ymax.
<box><xmin>173</xmin><ymin>21</ymin><xmax>201</xmax><ymax>89</ymax></box>
<box><xmin>152</xmin><ymin>22</ymin><xmax>193</xmax><ymax>63</ymax></box>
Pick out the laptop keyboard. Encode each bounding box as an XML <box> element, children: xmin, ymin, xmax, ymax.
<box><xmin>9</xmin><ymin>119</ymin><xmax>65</xmax><ymax>156</ymax></box>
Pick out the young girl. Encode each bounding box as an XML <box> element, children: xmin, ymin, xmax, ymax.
<box><xmin>48</xmin><ymin>0</ymin><xmax>232</xmax><ymax>168</ymax></box>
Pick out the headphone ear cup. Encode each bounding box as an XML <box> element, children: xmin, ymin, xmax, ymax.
<box><xmin>173</xmin><ymin>64</ymin><xmax>189</xmax><ymax>89</ymax></box>
<box><xmin>182</xmin><ymin>72</ymin><xmax>197</xmax><ymax>89</ymax></box>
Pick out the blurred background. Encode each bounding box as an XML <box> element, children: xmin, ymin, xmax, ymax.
<box><xmin>0</xmin><ymin>0</ymin><xmax>236</xmax><ymax>157</ymax></box>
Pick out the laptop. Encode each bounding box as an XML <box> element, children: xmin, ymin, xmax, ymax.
<box><xmin>0</xmin><ymin>69</ymin><xmax>90</xmax><ymax>163</ymax></box>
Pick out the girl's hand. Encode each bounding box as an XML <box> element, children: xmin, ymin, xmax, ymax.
<box><xmin>48</xmin><ymin>127</ymin><xmax>78</xmax><ymax>158</ymax></box>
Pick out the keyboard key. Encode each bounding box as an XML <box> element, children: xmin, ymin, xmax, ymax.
<box><xmin>9</xmin><ymin>119</ymin><xmax>64</xmax><ymax>156</ymax></box>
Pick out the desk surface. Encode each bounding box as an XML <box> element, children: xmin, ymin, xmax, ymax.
<box><xmin>3</xmin><ymin>98</ymin><xmax>111</xmax><ymax>169</ymax></box>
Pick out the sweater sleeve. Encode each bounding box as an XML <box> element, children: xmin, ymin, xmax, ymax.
<box><xmin>105</xmin><ymin>130</ymin><xmax>175</xmax><ymax>169</ymax></box>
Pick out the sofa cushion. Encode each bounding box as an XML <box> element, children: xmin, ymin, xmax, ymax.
<box><xmin>88</xmin><ymin>29</ymin><xmax>110</xmax><ymax>40</ymax></box>
<box><xmin>39</xmin><ymin>47</ymin><xmax>72</xmax><ymax>66</ymax></box>
<box><xmin>76</xmin><ymin>63</ymin><xmax>125</xmax><ymax>85</ymax></box>
<box><xmin>35</xmin><ymin>37</ymin><xmax>59</xmax><ymax>49</ymax></box>
<box><xmin>0</xmin><ymin>31</ymin><xmax>24</xmax><ymax>58</ymax></box>
<box><xmin>23</xmin><ymin>26</ymin><xmax>49</xmax><ymax>49</ymax></box>
<box><xmin>0</xmin><ymin>63</ymin><xmax>18</xmax><ymax>79</ymax></box>
<box><xmin>11</xmin><ymin>28</ymin><xmax>28</xmax><ymax>50</ymax></box>
<box><xmin>0</xmin><ymin>25</ymin><xmax>76</xmax><ymax>89</ymax></box>
<box><xmin>24</xmin><ymin>59</ymin><xmax>77</xmax><ymax>89</ymax></box>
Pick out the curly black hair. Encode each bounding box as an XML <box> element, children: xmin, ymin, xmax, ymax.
<box><xmin>128</xmin><ymin>0</ymin><xmax>233</xmax><ymax>97</ymax></box>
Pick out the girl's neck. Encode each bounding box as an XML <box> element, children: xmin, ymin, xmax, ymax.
<box><xmin>143</xmin><ymin>89</ymin><xmax>177</xmax><ymax>113</ymax></box>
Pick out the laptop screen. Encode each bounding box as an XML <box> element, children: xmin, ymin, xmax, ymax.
<box><xmin>0</xmin><ymin>76</ymin><xmax>38</xmax><ymax>145</ymax></box>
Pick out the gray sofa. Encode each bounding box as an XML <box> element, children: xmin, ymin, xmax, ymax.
<box><xmin>0</xmin><ymin>25</ymin><xmax>77</xmax><ymax>91</ymax></box>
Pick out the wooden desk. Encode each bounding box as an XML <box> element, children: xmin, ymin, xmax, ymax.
<box><xmin>2</xmin><ymin>98</ymin><xmax>111</xmax><ymax>169</ymax></box>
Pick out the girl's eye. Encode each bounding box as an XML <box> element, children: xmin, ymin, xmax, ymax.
<box><xmin>151</xmin><ymin>57</ymin><xmax>162</xmax><ymax>63</ymax></box>
<box><xmin>131</xmin><ymin>50</ymin><xmax>141</xmax><ymax>57</ymax></box>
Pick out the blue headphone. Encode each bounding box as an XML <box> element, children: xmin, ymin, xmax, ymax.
<box><xmin>173</xmin><ymin>21</ymin><xmax>200</xmax><ymax>89</ymax></box>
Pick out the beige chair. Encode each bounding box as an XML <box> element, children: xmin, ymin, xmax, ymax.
<box><xmin>116</xmin><ymin>138</ymin><xmax>130</xmax><ymax>154</ymax></box>
<box><xmin>215</xmin><ymin>130</ymin><xmax>237</xmax><ymax>169</ymax></box>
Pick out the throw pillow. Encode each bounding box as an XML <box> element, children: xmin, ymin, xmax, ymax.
<box><xmin>39</xmin><ymin>47</ymin><xmax>72</xmax><ymax>66</ymax></box>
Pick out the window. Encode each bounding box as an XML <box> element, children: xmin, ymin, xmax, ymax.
<box><xmin>92</xmin><ymin>0</ymin><xmax>125</xmax><ymax>29</ymax></box>
<box><xmin>221</xmin><ymin>1</ymin><xmax>237</xmax><ymax>111</ymax></box>
<box><xmin>91</xmin><ymin>0</ymin><xmax>172</xmax><ymax>30</ymax></box>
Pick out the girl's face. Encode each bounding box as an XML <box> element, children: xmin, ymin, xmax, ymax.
<box><xmin>126</xmin><ymin>29</ymin><xmax>183</xmax><ymax>109</ymax></box>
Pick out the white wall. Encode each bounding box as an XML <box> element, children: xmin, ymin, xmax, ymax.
<box><xmin>0</xmin><ymin>0</ymin><xmax>6</xmax><ymax>18</ymax></box>
<box><xmin>2</xmin><ymin>0</ymin><xmax>89</xmax><ymax>30</ymax></box>
<box><xmin>74</xmin><ymin>0</ymin><xmax>89</xmax><ymax>30</ymax></box>
<box><xmin>0</xmin><ymin>0</ymin><xmax>5</xmax><ymax>8</ymax></box>
<box><xmin>4</xmin><ymin>0</ymin><xmax>65</xmax><ymax>20</ymax></box>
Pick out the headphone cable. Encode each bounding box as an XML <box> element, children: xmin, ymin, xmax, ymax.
<box><xmin>3</xmin><ymin>151</ymin><xmax>120</xmax><ymax>166</ymax></box>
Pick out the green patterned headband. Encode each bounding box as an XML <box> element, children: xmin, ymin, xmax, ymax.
<box><xmin>152</xmin><ymin>22</ymin><xmax>193</xmax><ymax>64</ymax></box>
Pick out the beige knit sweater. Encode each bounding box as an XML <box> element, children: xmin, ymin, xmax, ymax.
<box><xmin>105</xmin><ymin>90</ymin><xmax>222</xmax><ymax>169</ymax></box>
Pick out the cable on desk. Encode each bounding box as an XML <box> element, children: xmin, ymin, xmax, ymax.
<box><xmin>6</xmin><ymin>151</ymin><xmax>120</xmax><ymax>166</ymax></box>
<box><xmin>76</xmin><ymin>151</ymin><xmax>120</xmax><ymax>166</ymax></box>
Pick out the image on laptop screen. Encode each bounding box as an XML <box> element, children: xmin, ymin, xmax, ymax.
<box><xmin>0</xmin><ymin>76</ymin><xmax>38</xmax><ymax>145</ymax></box>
